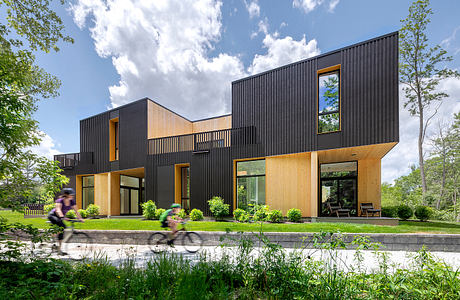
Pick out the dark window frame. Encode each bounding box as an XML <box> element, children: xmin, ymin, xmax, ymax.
<box><xmin>236</xmin><ymin>159</ymin><xmax>266</xmax><ymax>210</ymax></box>
<box><xmin>317</xmin><ymin>65</ymin><xmax>341</xmax><ymax>134</ymax></box>
<box><xmin>82</xmin><ymin>175</ymin><xmax>94</xmax><ymax>210</ymax></box>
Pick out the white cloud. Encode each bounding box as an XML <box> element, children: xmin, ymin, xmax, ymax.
<box><xmin>29</xmin><ymin>132</ymin><xmax>61</xmax><ymax>160</ymax></box>
<box><xmin>381</xmin><ymin>78</ymin><xmax>460</xmax><ymax>183</ymax></box>
<box><xmin>244</xmin><ymin>0</ymin><xmax>260</xmax><ymax>19</ymax></box>
<box><xmin>280</xmin><ymin>22</ymin><xmax>288</xmax><ymax>29</ymax></box>
<box><xmin>71</xmin><ymin>0</ymin><xmax>320</xmax><ymax>119</ymax></box>
<box><xmin>441</xmin><ymin>26</ymin><xmax>460</xmax><ymax>56</ymax></box>
<box><xmin>248</xmin><ymin>34</ymin><xmax>320</xmax><ymax>74</ymax></box>
<box><xmin>292</xmin><ymin>0</ymin><xmax>340</xmax><ymax>14</ymax></box>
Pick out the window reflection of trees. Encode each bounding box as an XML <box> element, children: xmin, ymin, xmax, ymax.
<box><xmin>318</xmin><ymin>71</ymin><xmax>340</xmax><ymax>133</ymax></box>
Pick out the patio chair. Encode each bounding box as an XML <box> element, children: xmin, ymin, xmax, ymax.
<box><xmin>360</xmin><ymin>202</ymin><xmax>381</xmax><ymax>217</ymax></box>
<box><xmin>327</xmin><ymin>202</ymin><xmax>350</xmax><ymax>218</ymax></box>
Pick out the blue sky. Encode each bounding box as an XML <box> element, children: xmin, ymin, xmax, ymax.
<box><xmin>18</xmin><ymin>0</ymin><xmax>460</xmax><ymax>183</ymax></box>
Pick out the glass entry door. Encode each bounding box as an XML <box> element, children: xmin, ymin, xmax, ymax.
<box><xmin>120</xmin><ymin>175</ymin><xmax>141</xmax><ymax>215</ymax></box>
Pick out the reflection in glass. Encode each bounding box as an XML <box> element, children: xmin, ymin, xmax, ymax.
<box><xmin>82</xmin><ymin>175</ymin><xmax>94</xmax><ymax>209</ymax></box>
<box><xmin>318</xmin><ymin>71</ymin><xmax>340</xmax><ymax>133</ymax></box>
<box><xmin>237</xmin><ymin>160</ymin><xmax>265</xmax><ymax>176</ymax></box>
<box><xmin>120</xmin><ymin>175</ymin><xmax>139</xmax><ymax>187</ymax></box>
<box><xmin>321</xmin><ymin>161</ymin><xmax>357</xmax><ymax>177</ymax></box>
<box><xmin>237</xmin><ymin>176</ymin><xmax>265</xmax><ymax>211</ymax></box>
<box><xmin>130</xmin><ymin>189</ymin><xmax>139</xmax><ymax>214</ymax></box>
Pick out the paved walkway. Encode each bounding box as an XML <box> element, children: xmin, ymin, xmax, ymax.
<box><xmin>56</xmin><ymin>242</ymin><xmax>460</xmax><ymax>272</ymax></box>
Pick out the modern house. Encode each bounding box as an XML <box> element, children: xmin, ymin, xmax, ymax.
<box><xmin>55</xmin><ymin>32</ymin><xmax>399</xmax><ymax>218</ymax></box>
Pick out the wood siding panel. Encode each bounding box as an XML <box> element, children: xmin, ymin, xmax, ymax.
<box><xmin>358</xmin><ymin>159</ymin><xmax>381</xmax><ymax>212</ymax></box>
<box><xmin>192</xmin><ymin>115</ymin><xmax>232</xmax><ymax>133</ymax></box>
<box><xmin>94</xmin><ymin>173</ymin><xmax>108</xmax><ymax>215</ymax></box>
<box><xmin>266</xmin><ymin>153</ymin><xmax>311</xmax><ymax>217</ymax></box>
<box><xmin>147</xmin><ymin>101</ymin><xmax>192</xmax><ymax>139</ymax></box>
<box><xmin>110</xmin><ymin>173</ymin><xmax>120</xmax><ymax>216</ymax></box>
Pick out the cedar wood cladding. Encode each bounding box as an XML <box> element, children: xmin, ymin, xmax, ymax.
<box><xmin>232</xmin><ymin>31</ymin><xmax>399</xmax><ymax>156</ymax></box>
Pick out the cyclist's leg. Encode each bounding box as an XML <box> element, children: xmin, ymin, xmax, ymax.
<box><xmin>47</xmin><ymin>213</ymin><xmax>66</xmax><ymax>251</ymax></box>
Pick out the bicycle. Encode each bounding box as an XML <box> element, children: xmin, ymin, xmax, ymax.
<box><xmin>37</xmin><ymin>219</ymin><xmax>93</xmax><ymax>261</ymax></box>
<box><xmin>148</xmin><ymin>222</ymin><xmax>203</xmax><ymax>253</ymax></box>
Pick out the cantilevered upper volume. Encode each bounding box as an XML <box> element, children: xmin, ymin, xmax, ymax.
<box><xmin>56</xmin><ymin>32</ymin><xmax>398</xmax><ymax>219</ymax></box>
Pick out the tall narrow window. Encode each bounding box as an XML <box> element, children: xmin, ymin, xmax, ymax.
<box><xmin>181</xmin><ymin>167</ymin><xmax>190</xmax><ymax>212</ymax></box>
<box><xmin>318</xmin><ymin>67</ymin><xmax>340</xmax><ymax>133</ymax></box>
<box><xmin>114</xmin><ymin>121</ymin><xmax>119</xmax><ymax>160</ymax></box>
<box><xmin>82</xmin><ymin>176</ymin><xmax>94</xmax><ymax>209</ymax></box>
<box><xmin>109</xmin><ymin>118</ymin><xmax>119</xmax><ymax>161</ymax></box>
<box><xmin>236</xmin><ymin>159</ymin><xmax>265</xmax><ymax>211</ymax></box>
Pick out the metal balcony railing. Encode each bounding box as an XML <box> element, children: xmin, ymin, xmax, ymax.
<box><xmin>148</xmin><ymin>126</ymin><xmax>256</xmax><ymax>155</ymax></box>
<box><xmin>54</xmin><ymin>153</ymin><xmax>80</xmax><ymax>169</ymax></box>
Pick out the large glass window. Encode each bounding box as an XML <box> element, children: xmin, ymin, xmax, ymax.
<box><xmin>120</xmin><ymin>175</ymin><xmax>141</xmax><ymax>215</ymax></box>
<box><xmin>318</xmin><ymin>70</ymin><xmax>340</xmax><ymax>133</ymax></box>
<box><xmin>236</xmin><ymin>159</ymin><xmax>265</xmax><ymax>211</ymax></box>
<box><xmin>320</xmin><ymin>161</ymin><xmax>357</xmax><ymax>216</ymax></box>
<box><xmin>82</xmin><ymin>176</ymin><xmax>94</xmax><ymax>209</ymax></box>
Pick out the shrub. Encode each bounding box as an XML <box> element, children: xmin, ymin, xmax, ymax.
<box><xmin>287</xmin><ymin>208</ymin><xmax>302</xmax><ymax>222</ymax></box>
<box><xmin>381</xmin><ymin>206</ymin><xmax>398</xmax><ymax>218</ymax></box>
<box><xmin>78</xmin><ymin>209</ymin><xmax>88</xmax><ymax>219</ymax></box>
<box><xmin>86</xmin><ymin>204</ymin><xmax>100</xmax><ymax>218</ymax></box>
<box><xmin>267</xmin><ymin>209</ymin><xmax>283</xmax><ymax>223</ymax></box>
<box><xmin>233</xmin><ymin>208</ymin><xmax>246</xmax><ymax>221</ymax></box>
<box><xmin>397</xmin><ymin>204</ymin><xmax>413</xmax><ymax>220</ymax></box>
<box><xmin>177</xmin><ymin>209</ymin><xmax>187</xmax><ymax>219</ymax></box>
<box><xmin>190</xmin><ymin>209</ymin><xmax>204</xmax><ymax>221</ymax></box>
<box><xmin>141</xmin><ymin>200</ymin><xmax>157</xmax><ymax>220</ymax></box>
<box><xmin>415</xmin><ymin>206</ymin><xmax>433</xmax><ymax>222</ymax></box>
<box><xmin>208</xmin><ymin>196</ymin><xmax>229</xmax><ymax>221</ymax></box>
<box><xmin>238</xmin><ymin>211</ymin><xmax>251</xmax><ymax>222</ymax></box>
<box><xmin>253</xmin><ymin>205</ymin><xmax>270</xmax><ymax>222</ymax></box>
<box><xmin>66</xmin><ymin>210</ymin><xmax>76</xmax><ymax>219</ymax></box>
<box><xmin>44</xmin><ymin>203</ymin><xmax>55</xmax><ymax>214</ymax></box>
<box><xmin>155</xmin><ymin>208</ymin><xmax>166</xmax><ymax>220</ymax></box>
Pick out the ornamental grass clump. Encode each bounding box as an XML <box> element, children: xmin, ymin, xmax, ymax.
<box><xmin>189</xmin><ymin>209</ymin><xmax>204</xmax><ymax>221</ymax></box>
<box><xmin>287</xmin><ymin>208</ymin><xmax>302</xmax><ymax>222</ymax></box>
<box><xmin>208</xmin><ymin>196</ymin><xmax>229</xmax><ymax>221</ymax></box>
<box><xmin>141</xmin><ymin>200</ymin><xmax>157</xmax><ymax>220</ymax></box>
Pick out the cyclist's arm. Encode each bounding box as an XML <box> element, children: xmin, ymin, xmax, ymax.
<box><xmin>72</xmin><ymin>205</ymin><xmax>84</xmax><ymax>222</ymax></box>
<box><xmin>55</xmin><ymin>202</ymin><xmax>65</xmax><ymax>218</ymax></box>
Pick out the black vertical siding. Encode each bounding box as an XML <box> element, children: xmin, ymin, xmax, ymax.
<box><xmin>232</xmin><ymin>32</ymin><xmax>399</xmax><ymax>156</ymax></box>
<box><xmin>80</xmin><ymin>113</ymin><xmax>110</xmax><ymax>174</ymax></box>
<box><xmin>119</xmin><ymin>101</ymin><xmax>147</xmax><ymax>170</ymax></box>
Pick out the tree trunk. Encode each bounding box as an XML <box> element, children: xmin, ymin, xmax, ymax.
<box><xmin>418</xmin><ymin>100</ymin><xmax>427</xmax><ymax>194</ymax></box>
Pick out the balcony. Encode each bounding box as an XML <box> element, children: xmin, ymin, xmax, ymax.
<box><xmin>148</xmin><ymin>126</ymin><xmax>257</xmax><ymax>155</ymax></box>
<box><xmin>54</xmin><ymin>152</ymin><xmax>93</xmax><ymax>169</ymax></box>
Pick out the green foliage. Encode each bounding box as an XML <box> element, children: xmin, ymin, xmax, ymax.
<box><xmin>65</xmin><ymin>210</ymin><xmax>76</xmax><ymax>219</ymax></box>
<box><xmin>233</xmin><ymin>208</ymin><xmax>246</xmax><ymax>221</ymax></box>
<box><xmin>207</xmin><ymin>196</ymin><xmax>229</xmax><ymax>221</ymax></box>
<box><xmin>177</xmin><ymin>209</ymin><xmax>187</xmax><ymax>219</ymax></box>
<box><xmin>266</xmin><ymin>209</ymin><xmax>283</xmax><ymax>223</ymax></box>
<box><xmin>86</xmin><ymin>204</ymin><xmax>100</xmax><ymax>218</ymax></box>
<box><xmin>238</xmin><ymin>211</ymin><xmax>251</xmax><ymax>222</ymax></box>
<box><xmin>78</xmin><ymin>209</ymin><xmax>88</xmax><ymax>219</ymax></box>
<box><xmin>381</xmin><ymin>206</ymin><xmax>398</xmax><ymax>218</ymax></box>
<box><xmin>189</xmin><ymin>209</ymin><xmax>204</xmax><ymax>221</ymax></box>
<box><xmin>414</xmin><ymin>205</ymin><xmax>433</xmax><ymax>221</ymax></box>
<box><xmin>397</xmin><ymin>204</ymin><xmax>414</xmax><ymax>220</ymax></box>
<box><xmin>287</xmin><ymin>208</ymin><xmax>302</xmax><ymax>222</ymax></box>
<box><xmin>43</xmin><ymin>203</ymin><xmax>55</xmax><ymax>214</ymax></box>
<box><xmin>141</xmin><ymin>200</ymin><xmax>156</xmax><ymax>220</ymax></box>
<box><xmin>252</xmin><ymin>205</ymin><xmax>269</xmax><ymax>222</ymax></box>
<box><xmin>154</xmin><ymin>208</ymin><xmax>166</xmax><ymax>220</ymax></box>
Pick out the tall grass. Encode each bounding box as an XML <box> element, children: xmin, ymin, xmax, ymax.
<box><xmin>1</xmin><ymin>230</ymin><xmax>459</xmax><ymax>299</ymax></box>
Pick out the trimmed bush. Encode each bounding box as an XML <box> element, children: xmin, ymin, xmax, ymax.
<box><xmin>233</xmin><ymin>208</ymin><xmax>246</xmax><ymax>221</ymax></box>
<box><xmin>177</xmin><ymin>209</ymin><xmax>187</xmax><ymax>219</ymax></box>
<box><xmin>208</xmin><ymin>196</ymin><xmax>229</xmax><ymax>221</ymax></box>
<box><xmin>86</xmin><ymin>204</ymin><xmax>100</xmax><ymax>218</ymax></box>
<box><xmin>238</xmin><ymin>211</ymin><xmax>251</xmax><ymax>222</ymax></box>
<box><xmin>66</xmin><ymin>210</ymin><xmax>76</xmax><ymax>219</ymax></box>
<box><xmin>78</xmin><ymin>209</ymin><xmax>88</xmax><ymax>219</ymax></box>
<box><xmin>141</xmin><ymin>200</ymin><xmax>157</xmax><ymax>220</ymax></box>
<box><xmin>44</xmin><ymin>203</ymin><xmax>55</xmax><ymax>214</ymax></box>
<box><xmin>381</xmin><ymin>206</ymin><xmax>398</xmax><ymax>218</ymax></box>
<box><xmin>415</xmin><ymin>206</ymin><xmax>433</xmax><ymax>222</ymax></box>
<box><xmin>287</xmin><ymin>208</ymin><xmax>302</xmax><ymax>222</ymax></box>
<box><xmin>253</xmin><ymin>205</ymin><xmax>270</xmax><ymax>222</ymax></box>
<box><xmin>397</xmin><ymin>204</ymin><xmax>413</xmax><ymax>220</ymax></box>
<box><xmin>155</xmin><ymin>208</ymin><xmax>166</xmax><ymax>220</ymax></box>
<box><xmin>190</xmin><ymin>209</ymin><xmax>204</xmax><ymax>221</ymax></box>
<box><xmin>267</xmin><ymin>209</ymin><xmax>283</xmax><ymax>223</ymax></box>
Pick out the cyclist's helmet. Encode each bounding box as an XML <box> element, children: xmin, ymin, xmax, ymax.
<box><xmin>171</xmin><ymin>203</ymin><xmax>181</xmax><ymax>209</ymax></box>
<box><xmin>62</xmin><ymin>188</ymin><xmax>75</xmax><ymax>196</ymax></box>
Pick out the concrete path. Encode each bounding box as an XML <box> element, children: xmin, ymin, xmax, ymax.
<box><xmin>55</xmin><ymin>242</ymin><xmax>460</xmax><ymax>272</ymax></box>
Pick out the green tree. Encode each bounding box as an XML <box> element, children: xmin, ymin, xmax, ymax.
<box><xmin>399</xmin><ymin>0</ymin><xmax>459</xmax><ymax>195</ymax></box>
<box><xmin>0</xmin><ymin>0</ymin><xmax>73</xmax><ymax>209</ymax></box>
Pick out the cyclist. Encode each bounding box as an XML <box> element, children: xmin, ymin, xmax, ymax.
<box><xmin>47</xmin><ymin>188</ymin><xmax>84</xmax><ymax>254</ymax></box>
<box><xmin>159</xmin><ymin>203</ymin><xmax>183</xmax><ymax>245</ymax></box>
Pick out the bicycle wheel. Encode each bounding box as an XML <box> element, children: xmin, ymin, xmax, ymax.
<box><xmin>148</xmin><ymin>232</ymin><xmax>168</xmax><ymax>253</ymax></box>
<box><xmin>33</xmin><ymin>241</ymin><xmax>56</xmax><ymax>258</ymax></box>
<box><xmin>182</xmin><ymin>232</ymin><xmax>203</xmax><ymax>253</ymax></box>
<box><xmin>62</xmin><ymin>232</ymin><xmax>93</xmax><ymax>261</ymax></box>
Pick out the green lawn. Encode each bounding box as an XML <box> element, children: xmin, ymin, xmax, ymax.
<box><xmin>1</xmin><ymin>210</ymin><xmax>460</xmax><ymax>234</ymax></box>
